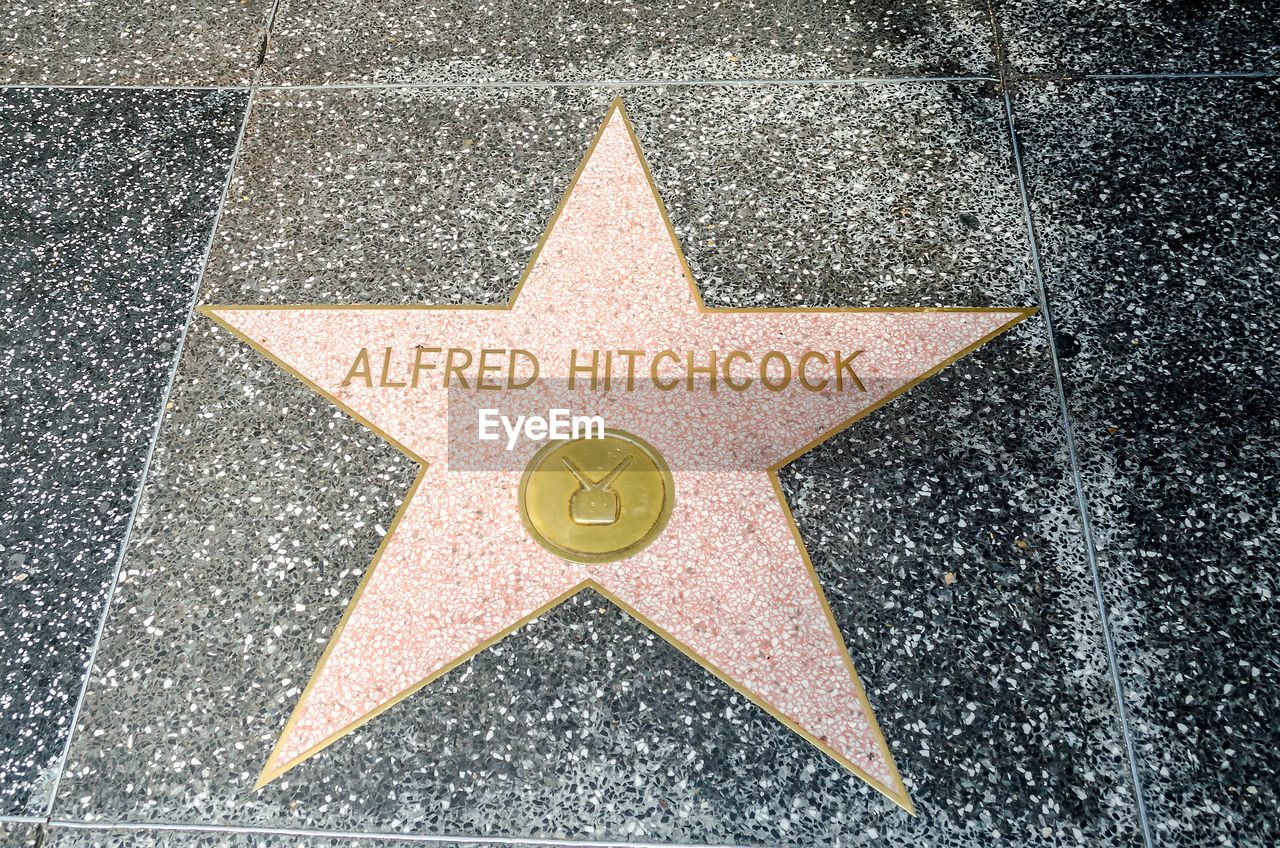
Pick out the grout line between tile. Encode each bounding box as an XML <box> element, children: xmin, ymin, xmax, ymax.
<box><xmin>1082</xmin><ymin>70</ymin><xmax>1279</xmax><ymax>80</ymax></box>
<box><xmin>259</xmin><ymin>75</ymin><xmax>998</xmax><ymax>89</ymax></box>
<box><xmin>38</xmin><ymin>86</ymin><xmax>259</xmax><ymax>821</ymax></box>
<box><xmin>0</xmin><ymin>83</ymin><xmax>236</xmax><ymax>90</ymax></box>
<box><xmin>6</xmin><ymin>72</ymin><xmax>1275</xmax><ymax>92</ymax></box>
<box><xmin>47</xmin><ymin>820</ymin><xmax>752</xmax><ymax>848</ymax></box>
<box><xmin>14</xmin><ymin>40</ymin><xmax>1215</xmax><ymax>840</ymax></box>
<box><xmin>1</xmin><ymin>75</ymin><xmax>997</xmax><ymax>92</ymax></box>
<box><xmin>1000</xmin><ymin>87</ymin><xmax>1156</xmax><ymax>848</ymax></box>
<box><xmin>255</xmin><ymin>0</ymin><xmax>287</xmax><ymax>70</ymax></box>
<box><xmin>983</xmin><ymin>0</ymin><xmax>1011</xmax><ymax>91</ymax></box>
<box><xmin>1000</xmin><ymin>70</ymin><xmax>1280</xmax><ymax>86</ymax></box>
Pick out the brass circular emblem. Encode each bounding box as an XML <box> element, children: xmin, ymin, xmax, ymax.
<box><xmin>519</xmin><ymin>430</ymin><xmax>674</xmax><ymax>564</ymax></box>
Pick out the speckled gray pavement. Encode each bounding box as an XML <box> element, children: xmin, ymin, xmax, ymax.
<box><xmin>1013</xmin><ymin>78</ymin><xmax>1280</xmax><ymax>848</ymax></box>
<box><xmin>0</xmin><ymin>88</ymin><xmax>247</xmax><ymax>816</ymax></box>
<box><xmin>0</xmin><ymin>3</ymin><xmax>1276</xmax><ymax>848</ymax></box>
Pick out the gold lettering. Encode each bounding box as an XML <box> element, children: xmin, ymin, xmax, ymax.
<box><xmin>617</xmin><ymin>350</ymin><xmax>645</xmax><ymax>391</ymax></box>
<box><xmin>723</xmin><ymin>350</ymin><xmax>753</xmax><ymax>391</ymax></box>
<box><xmin>835</xmin><ymin>350</ymin><xmax>866</xmax><ymax>392</ymax></box>
<box><xmin>444</xmin><ymin>348</ymin><xmax>472</xmax><ymax>388</ymax></box>
<box><xmin>378</xmin><ymin>347</ymin><xmax>406</xmax><ymax>387</ymax></box>
<box><xmin>342</xmin><ymin>348</ymin><xmax>373</xmax><ymax>388</ymax></box>
<box><xmin>799</xmin><ymin>351</ymin><xmax>829</xmax><ymax>391</ymax></box>
<box><xmin>411</xmin><ymin>346</ymin><xmax>441</xmax><ymax>388</ymax></box>
<box><xmin>759</xmin><ymin>351</ymin><xmax>791</xmax><ymax>391</ymax></box>
<box><xmin>476</xmin><ymin>349</ymin><xmax>503</xmax><ymax>391</ymax></box>
<box><xmin>568</xmin><ymin>348</ymin><xmax>600</xmax><ymax>390</ymax></box>
<box><xmin>508</xmin><ymin>349</ymin><xmax>539</xmax><ymax>390</ymax></box>
<box><xmin>651</xmin><ymin>350</ymin><xmax>680</xmax><ymax>391</ymax></box>
<box><xmin>686</xmin><ymin>350</ymin><xmax>717</xmax><ymax>392</ymax></box>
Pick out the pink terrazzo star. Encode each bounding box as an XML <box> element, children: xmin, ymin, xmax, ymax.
<box><xmin>204</xmin><ymin>99</ymin><xmax>1033</xmax><ymax>812</ymax></box>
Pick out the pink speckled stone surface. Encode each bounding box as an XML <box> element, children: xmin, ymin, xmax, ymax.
<box><xmin>207</xmin><ymin>104</ymin><xmax>1029</xmax><ymax>809</ymax></box>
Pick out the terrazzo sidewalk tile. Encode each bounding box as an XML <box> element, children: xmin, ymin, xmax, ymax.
<box><xmin>995</xmin><ymin>0</ymin><xmax>1279</xmax><ymax>76</ymax></box>
<box><xmin>203</xmin><ymin>85</ymin><xmax>1035</xmax><ymax>309</ymax></box>
<box><xmin>0</xmin><ymin>88</ymin><xmax>248</xmax><ymax>815</ymax></box>
<box><xmin>51</xmin><ymin>86</ymin><xmax>1140</xmax><ymax>846</ymax></box>
<box><xmin>49</xmin><ymin>358</ymin><xmax>1145</xmax><ymax>847</ymax></box>
<box><xmin>258</xmin><ymin>0</ymin><xmax>997</xmax><ymax>86</ymax></box>
<box><xmin>42</xmin><ymin>827</ymin><xmax>489</xmax><ymax>848</ymax></box>
<box><xmin>0</xmin><ymin>823</ymin><xmax>42</xmax><ymax>848</ymax></box>
<box><xmin>1014</xmin><ymin>78</ymin><xmax>1280</xmax><ymax>847</ymax></box>
<box><xmin>1</xmin><ymin>0</ymin><xmax>274</xmax><ymax>86</ymax></box>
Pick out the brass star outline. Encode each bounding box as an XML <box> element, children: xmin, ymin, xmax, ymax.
<box><xmin>202</xmin><ymin>98</ymin><xmax>1035</xmax><ymax>813</ymax></box>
